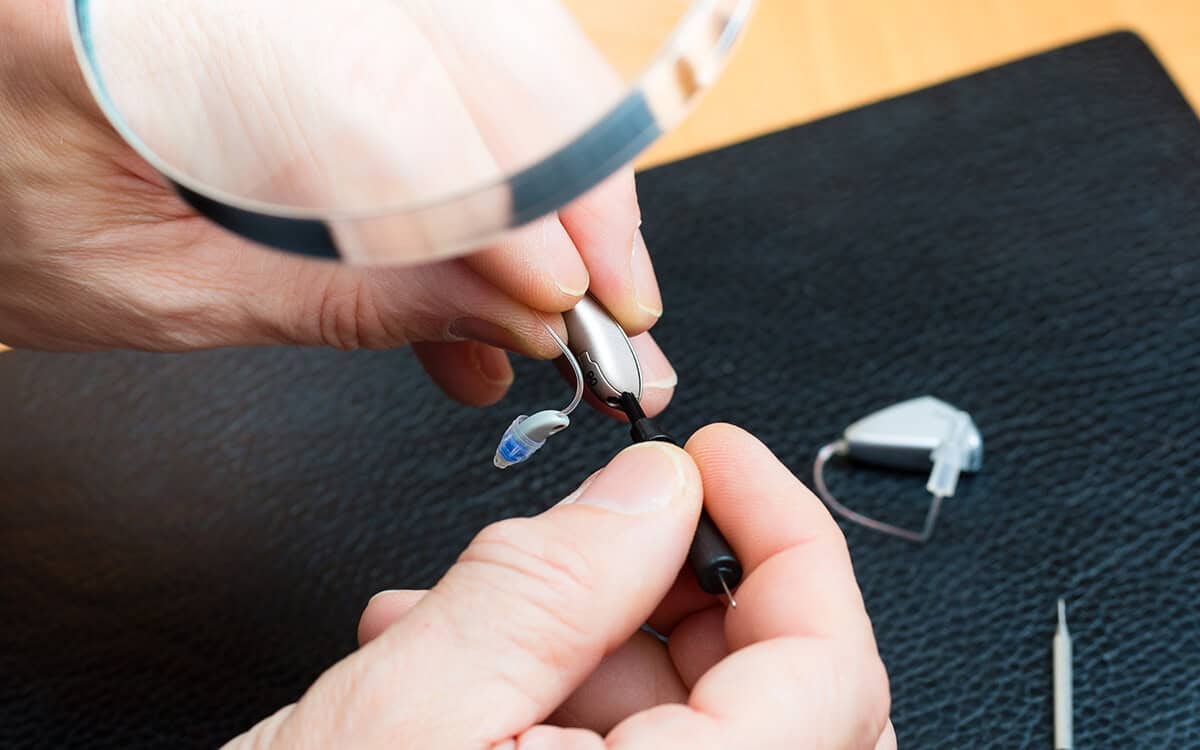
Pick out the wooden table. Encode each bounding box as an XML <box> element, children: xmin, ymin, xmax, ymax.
<box><xmin>637</xmin><ymin>0</ymin><xmax>1200</xmax><ymax>168</ymax></box>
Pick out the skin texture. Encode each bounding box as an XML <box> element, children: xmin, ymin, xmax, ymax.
<box><xmin>230</xmin><ymin>425</ymin><xmax>893</xmax><ymax>750</ymax></box>
<box><xmin>0</xmin><ymin>2</ymin><xmax>673</xmax><ymax>412</ymax></box>
<box><xmin>2</xmin><ymin>5</ymin><xmax>891</xmax><ymax>746</ymax></box>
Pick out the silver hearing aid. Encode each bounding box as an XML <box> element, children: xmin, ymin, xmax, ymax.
<box><xmin>562</xmin><ymin>295</ymin><xmax>642</xmax><ymax>407</ymax></box>
<box><xmin>493</xmin><ymin>294</ymin><xmax>644</xmax><ymax>468</ymax></box>
<box><xmin>813</xmin><ymin>396</ymin><xmax>984</xmax><ymax>542</ymax></box>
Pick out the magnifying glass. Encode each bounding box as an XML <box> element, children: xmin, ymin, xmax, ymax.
<box><xmin>67</xmin><ymin>0</ymin><xmax>754</xmax><ymax>265</ymax></box>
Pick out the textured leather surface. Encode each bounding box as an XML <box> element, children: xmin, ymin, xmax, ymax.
<box><xmin>2</xmin><ymin>32</ymin><xmax>1199</xmax><ymax>748</ymax></box>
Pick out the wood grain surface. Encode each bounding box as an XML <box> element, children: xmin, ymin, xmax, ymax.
<box><xmin>638</xmin><ymin>0</ymin><xmax>1200</xmax><ymax>167</ymax></box>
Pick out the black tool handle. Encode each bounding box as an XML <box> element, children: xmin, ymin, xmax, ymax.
<box><xmin>617</xmin><ymin>393</ymin><xmax>744</xmax><ymax>596</ymax></box>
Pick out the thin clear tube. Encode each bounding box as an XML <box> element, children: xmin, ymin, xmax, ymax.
<box><xmin>812</xmin><ymin>440</ymin><xmax>945</xmax><ymax>544</ymax></box>
<box><xmin>544</xmin><ymin>320</ymin><xmax>583</xmax><ymax>416</ymax></box>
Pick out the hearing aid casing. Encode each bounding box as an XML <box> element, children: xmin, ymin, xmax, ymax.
<box><xmin>814</xmin><ymin>396</ymin><xmax>983</xmax><ymax>543</ymax></box>
<box><xmin>842</xmin><ymin>396</ymin><xmax>982</xmax><ymax>476</ymax></box>
<box><xmin>562</xmin><ymin>296</ymin><xmax>642</xmax><ymax>406</ymax></box>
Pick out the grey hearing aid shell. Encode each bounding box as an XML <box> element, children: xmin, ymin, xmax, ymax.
<box><xmin>521</xmin><ymin>410</ymin><xmax>571</xmax><ymax>442</ymax></box>
<box><xmin>562</xmin><ymin>295</ymin><xmax>642</xmax><ymax>405</ymax></box>
<box><xmin>842</xmin><ymin>396</ymin><xmax>983</xmax><ymax>472</ymax></box>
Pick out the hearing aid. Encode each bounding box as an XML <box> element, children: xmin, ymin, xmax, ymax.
<box><xmin>561</xmin><ymin>295</ymin><xmax>643</xmax><ymax>408</ymax></box>
<box><xmin>813</xmin><ymin>396</ymin><xmax>984</xmax><ymax>543</ymax></box>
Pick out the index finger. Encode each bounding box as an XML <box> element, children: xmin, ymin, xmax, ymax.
<box><xmin>684</xmin><ymin>423</ymin><xmax>874</xmax><ymax>650</ymax></box>
<box><xmin>688</xmin><ymin>425</ymin><xmax>887</xmax><ymax>740</ymax></box>
<box><xmin>607</xmin><ymin>424</ymin><xmax>890</xmax><ymax>749</ymax></box>
<box><xmin>648</xmin><ymin>423</ymin><xmax>875</xmax><ymax>643</ymax></box>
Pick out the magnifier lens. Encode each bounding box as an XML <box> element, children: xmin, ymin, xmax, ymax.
<box><xmin>69</xmin><ymin>0</ymin><xmax>753</xmax><ymax>263</ymax></box>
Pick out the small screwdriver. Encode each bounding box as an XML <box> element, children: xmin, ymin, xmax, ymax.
<box><xmin>1053</xmin><ymin>598</ymin><xmax>1073</xmax><ymax>750</ymax></box>
<box><xmin>618</xmin><ymin>392</ymin><xmax>743</xmax><ymax>605</ymax></box>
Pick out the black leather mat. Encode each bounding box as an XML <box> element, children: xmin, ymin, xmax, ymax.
<box><xmin>2</xmin><ymin>32</ymin><xmax>1198</xmax><ymax>748</ymax></box>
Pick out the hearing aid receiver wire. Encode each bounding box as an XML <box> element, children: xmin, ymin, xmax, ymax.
<box><xmin>544</xmin><ymin>321</ymin><xmax>584</xmax><ymax>416</ymax></box>
<box><xmin>813</xmin><ymin>441</ymin><xmax>946</xmax><ymax>543</ymax></box>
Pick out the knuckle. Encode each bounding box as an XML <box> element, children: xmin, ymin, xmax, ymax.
<box><xmin>858</xmin><ymin>651</ymin><xmax>892</xmax><ymax>745</ymax></box>
<box><xmin>568</xmin><ymin>167</ymin><xmax>640</xmax><ymax>227</ymax></box>
<box><xmin>810</xmin><ymin>505</ymin><xmax>852</xmax><ymax>561</ymax></box>
<box><xmin>872</xmin><ymin>656</ymin><xmax>893</xmax><ymax>722</ymax></box>
<box><xmin>441</xmin><ymin>518</ymin><xmax>605</xmax><ymax>712</ymax></box>
<box><xmin>461</xmin><ymin>518</ymin><xmax>599</xmax><ymax>654</ymax></box>
<box><xmin>314</xmin><ymin>273</ymin><xmax>360</xmax><ymax>351</ymax></box>
<box><xmin>314</xmin><ymin>270</ymin><xmax>382</xmax><ymax>351</ymax></box>
<box><xmin>828</xmin><ymin>522</ymin><xmax>851</xmax><ymax>558</ymax></box>
<box><xmin>601</xmin><ymin>167</ymin><xmax>641</xmax><ymax>219</ymax></box>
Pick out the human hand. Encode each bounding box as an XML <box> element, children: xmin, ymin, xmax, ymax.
<box><xmin>0</xmin><ymin>3</ymin><xmax>673</xmax><ymax>412</ymax></box>
<box><xmin>225</xmin><ymin>424</ymin><xmax>894</xmax><ymax>749</ymax></box>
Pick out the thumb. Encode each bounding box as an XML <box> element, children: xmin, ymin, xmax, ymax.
<box><xmin>228</xmin><ymin>443</ymin><xmax>701</xmax><ymax>750</ymax></box>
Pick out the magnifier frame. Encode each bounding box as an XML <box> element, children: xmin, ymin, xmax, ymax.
<box><xmin>67</xmin><ymin>0</ymin><xmax>756</xmax><ymax>260</ymax></box>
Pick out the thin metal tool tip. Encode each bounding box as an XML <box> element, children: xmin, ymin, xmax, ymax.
<box><xmin>1053</xmin><ymin>597</ymin><xmax>1073</xmax><ymax>750</ymax></box>
<box><xmin>718</xmin><ymin>573</ymin><xmax>737</xmax><ymax>609</ymax></box>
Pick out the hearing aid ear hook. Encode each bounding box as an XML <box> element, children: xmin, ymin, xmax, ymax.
<box><xmin>812</xmin><ymin>397</ymin><xmax>983</xmax><ymax>543</ymax></box>
<box><xmin>492</xmin><ymin>320</ymin><xmax>584</xmax><ymax>469</ymax></box>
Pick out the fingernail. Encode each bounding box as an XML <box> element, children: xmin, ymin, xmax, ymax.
<box><xmin>631</xmin><ymin>229</ymin><xmax>663</xmax><ymax>319</ymax></box>
<box><xmin>555</xmin><ymin>276</ymin><xmax>588</xmax><ymax>298</ymax></box>
<box><xmin>449</xmin><ymin>318</ymin><xmax>518</xmax><ymax>351</ymax></box>
<box><xmin>551</xmin><ymin>253</ymin><xmax>589</xmax><ymax>298</ymax></box>
<box><xmin>630</xmin><ymin>333</ymin><xmax>677</xmax><ymax>391</ymax></box>
<box><xmin>368</xmin><ymin>589</ymin><xmax>403</xmax><ymax>605</ymax></box>
<box><xmin>644</xmin><ymin>369</ymin><xmax>678</xmax><ymax>390</ymax></box>
<box><xmin>537</xmin><ymin>217</ymin><xmax>589</xmax><ymax>297</ymax></box>
<box><xmin>574</xmin><ymin>442</ymin><xmax>687</xmax><ymax>514</ymax></box>
<box><xmin>469</xmin><ymin>342</ymin><xmax>513</xmax><ymax>386</ymax></box>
